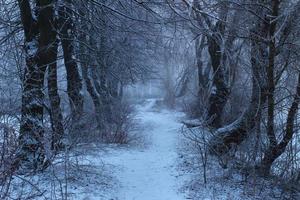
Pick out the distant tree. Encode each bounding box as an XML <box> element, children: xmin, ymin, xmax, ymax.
<box><xmin>58</xmin><ymin>0</ymin><xmax>84</xmax><ymax>121</ymax></box>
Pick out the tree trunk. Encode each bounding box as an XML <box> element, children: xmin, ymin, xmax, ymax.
<box><xmin>259</xmin><ymin>72</ymin><xmax>300</xmax><ymax>175</ymax></box>
<box><xmin>266</xmin><ymin>0</ymin><xmax>280</xmax><ymax>160</ymax></box>
<box><xmin>206</xmin><ymin>22</ymin><xmax>230</xmax><ymax>128</ymax></box>
<box><xmin>209</xmin><ymin>22</ymin><xmax>269</xmax><ymax>155</ymax></box>
<box><xmin>258</xmin><ymin>1</ymin><xmax>298</xmax><ymax>173</ymax></box>
<box><xmin>59</xmin><ymin>0</ymin><xmax>84</xmax><ymax>120</ymax></box>
<box><xmin>77</xmin><ymin>3</ymin><xmax>104</xmax><ymax>132</ymax></box>
<box><xmin>192</xmin><ymin>1</ymin><xmax>237</xmax><ymax>128</ymax></box>
<box><xmin>17</xmin><ymin>0</ymin><xmax>56</xmax><ymax>171</ymax></box>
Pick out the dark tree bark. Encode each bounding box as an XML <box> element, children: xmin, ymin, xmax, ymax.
<box><xmin>257</xmin><ymin>0</ymin><xmax>300</xmax><ymax>175</ymax></box>
<box><xmin>17</xmin><ymin>0</ymin><xmax>57</xmax><ymax>170</ymax></box>
<box><xmin>192</xmin><ymin>1</ymin><xmax>233</xmax><ymax>128</ymax></box>
<box><xmin>59</xmin><ymin>0</ymin><xmax>84</xmax><ymax>120</ymax></box>
<box><xmin>209</xmin><ymin>21</ymin><xmax>269</xmax><ymax>155</ymax></box>
<box><xmin>259</xmin><ymin>72</ymin><xmax>300</xmax><ymax>175</ymax></box>
<box><xmin>266</xmin><ymin>0</ymin><xmax>280</xmax><ymax>160</ymax></box>
<box><xmin>207</xmin><ymin>22</ymin><xmax>230</xmax><ymax>128</ymax></box>
<box><xmin>209</xmin><ymin>1</ymin><xmax>300</xmax><ymax>176</ymax></box>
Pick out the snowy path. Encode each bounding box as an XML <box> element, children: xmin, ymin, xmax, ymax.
<box><xmin>104</xmin><ymin>99</ymin><xmax>186</xmax><ymax>200</ymax></box>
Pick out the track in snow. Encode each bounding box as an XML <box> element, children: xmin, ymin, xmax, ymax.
<box><xmin>104</xmin><ymin>99</ymin><xmax>186</xmax><ymax>200</ymax></box>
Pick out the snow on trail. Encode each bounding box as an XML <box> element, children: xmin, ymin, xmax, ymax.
<box><xmin>105</xmin><ymin>99</ymin><xmax>186</xmax><ymax>200</ymax></box>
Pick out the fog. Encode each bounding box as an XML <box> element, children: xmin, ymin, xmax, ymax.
<box><xmin>1</xmin><ymin>0</ymin><xmax>300</xmax><ymax>199</ymax></box>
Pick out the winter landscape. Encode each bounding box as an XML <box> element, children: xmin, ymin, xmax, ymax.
<box><xmin>1</xmin><ymin>0</ymin><xmax>300</xmax><ymax>199</ymax></box>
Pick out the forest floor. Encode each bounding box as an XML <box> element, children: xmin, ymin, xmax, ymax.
<box><xmin>99</xmin><ymin>99</ymin><xmax>187</xmax><ymax>200</ymax></box>
<box><xmin>6</xmin><ymin>99</ymin><xmax>188</xmax><ymax>200</ymax></box>
<box><xmin>7</xmin><ymin>99</ymin><xmax>297</xmax><ymax>199</ymax></box>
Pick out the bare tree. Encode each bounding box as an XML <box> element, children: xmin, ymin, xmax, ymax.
<box><xmin>17</xmin><ymin>0</ymin><xmax>58</xmax><ymax>170</ymax></box>
<box><xmin>191</xmin><ymin>0</ymin><xmax>239</xmax><ymax>128</ymax></box>
<box><xmin>58</xmin><ymin>0</ymin><xmax>84</xmax><ymax>120</ymax></box>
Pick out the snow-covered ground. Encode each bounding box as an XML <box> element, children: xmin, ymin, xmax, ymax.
<box><xmin>4</xmin><ymin>99</ymin><xmax>189</xmax><ymax>200</ymax></box>
<box><xmin>5</xmin><ymin>99</ymin><xmax>299</xmax><ymax>200</ymax></box>
<box><xmin>101</xmin><ymin>99</ymin><xmax>187</xmax><ymax>200</ymax></box>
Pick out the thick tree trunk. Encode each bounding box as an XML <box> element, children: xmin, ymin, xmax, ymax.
<box><xmin>18</xmin><ymin>0</ymin><xmax>56</xmax><ymax>171</ymax></box>
<box><xmin>193</xmin><ymin>1</ymin><xmax>236</xmax><ymax>128</ymax></box>
<box><xmin>206</xmin><ymin>23</ymin><xmax>230</xmax><ymax>128</ymax></box>
<box><xmin>209</xmin><ymin>22</ymin><xmax>269</xmax><ymax>155</ymax></box>
<box><xmin>59</xmin><ymin>0</ymin><xmax>84</xmax><ymax>120</ymax></box>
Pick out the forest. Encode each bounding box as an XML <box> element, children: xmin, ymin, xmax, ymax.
<box><xmin>0</xmin><ymin>0</ymin><xmax>300</xmax><ymax>199</ymax></box>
